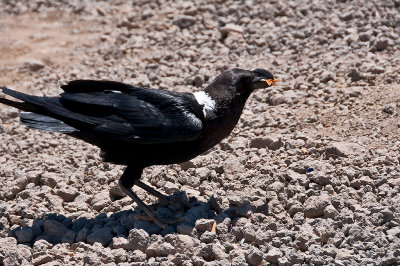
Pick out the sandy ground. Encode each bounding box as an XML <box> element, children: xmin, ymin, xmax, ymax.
<box><xmin>0</xmin><ymin>0</ymin><xmax>399</xmax><ymax>265</ymax></box>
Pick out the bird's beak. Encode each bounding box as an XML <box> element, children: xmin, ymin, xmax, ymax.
<box><xmin>262</xmin><ymin>78</ymin><xmax>279</xmax><ymax>86</ymax></box>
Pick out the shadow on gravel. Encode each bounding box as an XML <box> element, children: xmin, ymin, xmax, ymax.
<box><xmin>8</xmin><ymin>193</ymin><xmax>267</xmax><ymax>247</ymax></box>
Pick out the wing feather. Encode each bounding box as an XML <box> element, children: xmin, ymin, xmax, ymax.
<box><xmin>59</xmin><ymin>81</ymin><xmax>203</xmax><ymax>143</ymax></box>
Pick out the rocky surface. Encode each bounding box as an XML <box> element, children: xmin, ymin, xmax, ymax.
<box><xmin>0</xmin><ymin>0</ymin><xmax>399</xmax><ymax>265</ymax></box>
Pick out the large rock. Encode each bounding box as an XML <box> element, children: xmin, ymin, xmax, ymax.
<box><xmin>304</xmin><ymin>194</ymin><xmax>331</xmax><ymax>218</ymax></box>
<box><xmin>200</xmin><ymin>231</ymin><xmax>217</xmax><ymax>244</ymax></box>
<box><xmin>165</xmin><ymin>234</ymin><xmax>200</xmax><ymax>254</ymax></box>
<box><xmin>325</xmin><ymin>142</ymin><xmax>365</xmax><ymax>158</ymax></box>
<box><xmin>91</xmin><ymin>192</ymin><xmax>110</xmax><ymax>212</ymax></box>
<box><xmin>75</xmin><ymin>227</ymin><xmax>90</xmax><ymax>243</ymax></box>
<box><xmin>15</xmin><ymin>227</ymin><xmax>34</xmax><ymax>243</ymax></box>
<box><xmin>145</xmin><ymin>241</ymin><xmax>175</xmax><ymax>257</ymax></box>
<box><xmin>86</xmin><ymin>227</ymin><xmax>113</xmax><ymax>246</ymax></box>
<box><xmin>198</xmin><ymin>243</ymin><xmax>228</xmax><ymax>261</ymax></box>
<box><xmin>265</xmin><ymin>248</ymin><xmax>283</xmax><ymax>264</ymax></box>
<box><xmin>61</xmin><ymin>230</ymin><xmax>76</xmax><ymax>244</ymax></box>
<box><xmin>0</xmin><ymin>237</ymin><xmax>17</xmax><ymax>264</ymax></box>
<box><xmin>32</xmin><ymin>239</ymin><xmax>53</xmax><ymax>254</ymax></box>
<box><xmin>250</xmin><ymin>135</ymin><xmax>283</xmax><ymax>150</ymax></box>
<box><xmin>57</xmin><ymin>187</ymin><xmax>78</xmax><ymax>202</ymax></box>
<box><xmin>43</xmin><ymin>219</ymin><xmax>68</xmax><ymax>243</ymax></box>
<box><xmin>126</xmin><ymin>229</ymin><xmax>150</xmax><ymax>252</ymax></box>
<box><xmin>195</xmin><ymin>219</ymin><xmax>215</xmax><ymax>232</ymax></box>
<box><xmin>246</xmin><ymin>247</ymin><xmax>264</xmax><ymax>265</ymax></box>
<box><xmin>176</xmin><ymin>224</ymin><xmax>194</xmax><ymax>235</ymax></box>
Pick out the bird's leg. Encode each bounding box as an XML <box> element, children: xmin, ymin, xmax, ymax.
<box><xmin>118</xmin><ymin>180</ymin><xmax>167</xmax><ymax>229</ymax></box>
<box><xmin>134</xmin><ymin>180</ymin><xmax>190</xmax><ymax>209</ymax></box>
<box><xmin>134</xmin><ymin>179</ymin><xmax>167</xmax><ymax>199</ymax></box>
<box><xmin>119</xmin><ymin>166</ymin><xmax>184</xmax><ymax>229</ymax></box>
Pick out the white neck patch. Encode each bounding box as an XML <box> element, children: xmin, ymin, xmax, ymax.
<box><xmin>193</xmin><ymin>91</ymin><xmax>216</xmax><ymax>117</ymax></box>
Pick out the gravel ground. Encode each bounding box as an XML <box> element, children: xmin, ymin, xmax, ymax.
<box><xmin>0</xmin><ymin>0</ymin><xmax>399</xmax><ymax>265</ymax></box>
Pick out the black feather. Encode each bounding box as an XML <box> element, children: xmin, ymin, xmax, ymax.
<box><xmin>2</xmin><ymin>83</ymin><xmax>204</xmax><ymax>144</ymax></box>
<box><xmin>20</xmin><ymin>112</ymin><xmax>77</xmax><ymax>133</ymax></box>
<box><xmin>61</xmin><ymin>80</ymin><xmax>136</xmax><ymax>93</ymax></box>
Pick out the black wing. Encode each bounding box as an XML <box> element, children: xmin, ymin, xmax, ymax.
<box><xmin>2</xmin><ymin>81</ymin><xmax>204</xmax><ymax>144</ymax></box>
<box><xmin>59</xmin><ymin>80</ymin><xmax>204</xmax><ymax>143</ymax></box>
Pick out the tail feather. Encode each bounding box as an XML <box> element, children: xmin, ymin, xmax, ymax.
<box><xmin>0</xmin><ymin>87</ymin><xmax>38</xmax><ymax>112</ymax></box>
<box><xmin>1</xmin><ymin>87</ymin><xmax>78</xmax><ymax>133</ymax></box>
<box><xmin>20</xmin><ymin>112</ymin><xmax>77</xmax><ymax>133</ymax></box>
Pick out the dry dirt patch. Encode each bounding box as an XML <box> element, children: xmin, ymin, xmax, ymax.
<box><xmin>0</xmin><ymin>11</ymin><xmax>99</xmax><ymax>87</ymax></box>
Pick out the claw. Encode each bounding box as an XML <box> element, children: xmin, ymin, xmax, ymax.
<box><xmin>159</xmin><ymin>215</ymin><xmax>184</xmax><ymax>225</ymax></box>
<box><xmin>134</xmin><ymin>211</ymin><xmax>184</xmax><ymax>228</ymax></box>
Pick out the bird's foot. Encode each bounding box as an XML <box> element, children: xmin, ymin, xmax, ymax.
<box><xmin>134</xmin><ymin>180</ymin><xmax>191</xmax><ymax>210</ymax></box>
<box><xmin>134</xmin><ymin>212</ymin><xmax>184</xmax><ymax>228</ymax></box>
<box><xmin>119</xmin><ymin>180</ymin><xmax>185</xmax><ymax>229</ymax></box>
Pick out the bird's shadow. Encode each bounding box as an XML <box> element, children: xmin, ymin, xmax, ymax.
<box><xmin>7</xmin><ymin>194</ymin><xmax>266</xmax><ymax>247</ymax></box>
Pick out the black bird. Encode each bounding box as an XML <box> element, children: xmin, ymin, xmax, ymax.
<box><xmin>0</xmin><ymin>68</ymin><xmax>278</xmax><ymax>228</ymax></box>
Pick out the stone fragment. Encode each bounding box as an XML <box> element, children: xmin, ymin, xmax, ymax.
<box><xmin>57</xmin><ymin>187</ymin><xmax>78</xmax><ymax>202</ymax></box>
<box><xmin>91</xmin><ymin>192</ymin><xmax>109</xmax><ymax>212</ymax></box>
<box><xmin>61</xmin><ymin>230</ymin><xmax>75</xmax><ymax>244</ymax></box>
<box><xmin>243</xmin><ymin>223</ymin><xmax>258</xmax><ymax>242</ymax></box>
<box><xmin>0</xmin><ymin>237</ymin><xmax>17</xmax><ymax>263</ymax></box>
<box><xmin>43</xmin><ymin>219</ymin><xmax>68</xmax><ymax>243</ymax></box>
<box><xmin>250</xmin><ymin>135</ymin><xmax>283</xmax><ymax>150</ymax></box>
<box><xmin>320</xmin><ymin>71</ymin><xmax>335</xmax><ymax>83</ymax></box>
<box><xmin>32</xmin><ymin>239</ymin><xmax>53</xmax><ymax>254</ymax></box>
<box><xmin>19</xmin><ymin>59</ymin><xmax>45</xmax><ymax>72</ymax></box>
<box><xmin>173</xmin><ymin>15</ymin><xmax>196</xmax><ymax>28</ymax></box>
<box><xmin>177</xmin><ymin>224</ymin><xmax>194</xmax><ymax>235</ymax></box>
<box><xmin>359</xmin><ymin>33</ymin><xmax>371</xmax><ymax>42</ymax></box>
<box><xmin>265</xmin><ymin>248</ymin><xmax>282</xmax><ymax>264</ymax></box>
<box><xmin>113</xmin><ymin>248</ymin><xmax>128</xmax><ymax>263</ymax></box>
<box><xmin>15</xmin><ymin>227</ymin><xmax>34</xmax><ymax>243</ymax></box>
<box><xmin>75</xmin><ymin>227</ymin><xmax>90</xmax><ymax>243</ymax></box>
<box><xmin>200</xmin><ymin>231</ymin><xmax>217</xmax><ymax>243</ymax></box>
<box><xmin>165</xmin><ymin>234</ymin><xmax>199</xmax><ymax>254</ymax></box>
<box><xmin>164</xmin><ymin>181</ymin><xmax>179</xmax><ymax>194</ymax></box>
<box><xmin>195</xmin><ymin>219</ymin><xmax>215</xmax><ymax>232</ymax></box>
<box><xmin>131</xmin><ymin>250</ymin><xmax>146</xmax><ymax>262</ymax></box>
<box><xmin>220</xmin><ymin>23</ymin><xmax>244</xmax><ymax>38</ymax></box>
<box><xmin>112</xmin><ymin>237</ymin><xmax>128</xmax><ymax>249</ymax></box>
<box><xmin>324</xmin><ymin>205</ymin><xmax>339</xmax><ymax>219</ymax></box>
<box><xmin>4</xmin><ymin>245</ymin><xmax>32</xmax><ymax>265</ymax></box>
<box><xmin>126</xmin><ymin>229</ymin><xmax>149</xmax><ymax>252</ymax></box>
<box><xmin>171</xmin><ymin>253</ymin><xmax>191</xmax><ymax>265</ymax></box>
<box><xmin>382</xmin><ymin>104</ymin><xmax>396</xmax><ymax>115</ymax></box>
<box><xmin>198</xmin><ymin>243</ymin><xmax>228</xmax><ymax>260</ymax></box>
<box><xmin>32</xmin><ymin>254</ymin><xmax>54</xmax><ymax>265</ymax></box>
<box><xmin>245</xmin><ymin>247</ymin><xmax>264</xmax><ymax>265</ymax></box>
<box><xmin>348</xmin><ymin>69</ymin><xmax>362</xmax><ymax>82</ymax></box>
<box><xmin>375</xmin><ymin>38</ymin><xmax>389</xmax><ymax>51</ymax></box>
<box><xmin>134</xmin><ymin>220</ymin><xmax>162</xmax><ymax>235</ymax></box>
<box><xmin>86</xmin><ymin>227</ymin><xmax>113</xmax><ymax>246</ymax></box>
<box><xmin>179</xmin><ymin>161</ymin><xmax>195</xmax><ymax>170</ymax></box>
<box><xmin>288</xmin><ymin>203</ymin><xmax>304</xmax><ymax>216</ymax></box>
<box><xmin>145</xmin><ymin>241</ymin><xmax>175</xmax><ymax>257</ymax></box>
<box><xmin>40</xmin><ymin>174</ymin><xmax>58</xmax><ymax>188</ymax></box>
<box><xmin>269</xmin><ymin>93</ymin><xmax>289</xmax><ymax>106</ymax></box>
<box><xmin>304</xmin><ymin>194</ymin><xmax>331</xmax><ymax>218</ymax></box>
<box><xmin>325</xmin><ymin>142</ymin><xmax>365</xmax><ymax>158</ymax></box>
<box><xmin>342</xmin><ymin>12</ymin><xmax>354</xmax><ymax>21</ymax></box>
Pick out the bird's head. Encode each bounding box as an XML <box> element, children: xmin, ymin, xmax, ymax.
<box><xmin>249</xmin><ymin>68</ymin><xmax>279</xmax><ymax>90</ymax></box>
<box><xmin>204</xmin><ymin>68</ymin><xmax>278</xmax><ymax>101</ymax></box>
